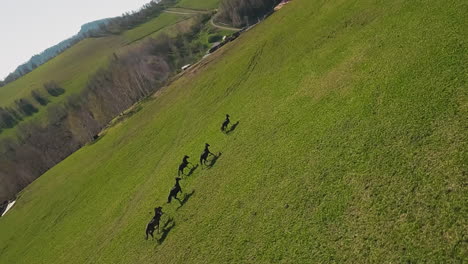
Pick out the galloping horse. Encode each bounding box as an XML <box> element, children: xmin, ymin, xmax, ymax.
<box><xmin>145</xmin><ymin>206</ymin><xmax>164</xmax><ymax>240</ymax></box>
<box><xmin>200</xmin><ymin>143</ymin><xmax>215</xmax><ymax>167</ymax></box>
<box><xmin>167</xmin><ymin>177</ymin><xmax>182</xmax><ymax>203</ymax></box>
<box><xmin>221</xmin><ymin>114</ymin><xmax>230</xmax><ymax>132</ymax></box>
<box><xmin>178</xmin><ymin>155</ymin><xmax>192</xmax><ymax>176</ymax></box>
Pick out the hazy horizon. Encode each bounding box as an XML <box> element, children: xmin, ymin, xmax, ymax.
<box><xmin>0</xmin><ymin>0</ymin><xmax>153</xmax><ymax>81</ymax></box>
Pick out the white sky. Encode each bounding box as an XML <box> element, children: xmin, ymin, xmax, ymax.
<box><xmin>0</xmin><ymin>0</ymin><xmax>152</xmax><ymax>79</ymax></box>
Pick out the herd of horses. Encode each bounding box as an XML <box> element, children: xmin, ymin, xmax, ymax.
<box><xmin>145</xmin><ymin>114</ymin><xmax>236</xmax><ymax>240</ymax></box>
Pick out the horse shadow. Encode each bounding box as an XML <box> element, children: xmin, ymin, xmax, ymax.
<box><xmin>186</xmin><ymin>164</ymin><xmax>199</xmax><ymax>176</ymax></box>
<box><xmin>225</xmin><ymin>121</ymin><xmax>239</xmax><ymax>135</ymax></box>
<box><xmin>206</xmin><ymin>153</ymin><xmax>222</xmax><ymax>169</ymax></box>
<box><xmin>177</xmin><ymin>190</ymin><xmax>195</xmax><ymax>210</ymax></box>
<box><xmin>157</xmin><ymin>218</ymin><xmax>176</xmax><ymax>244</ymax></box>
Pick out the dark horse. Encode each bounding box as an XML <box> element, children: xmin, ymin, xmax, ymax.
<box><xmin>220</xmin><ymin>114</ymin><xmax>230</xmax><ymax>132</ymax></box>
<box><xmin>200</xmin><ymin>143</ymin><xmax>216</xmax><ymax>167</ymax></box>
<box><xmin>178</xmin><ymin>155</ymin><xmax>193</xmax><ymax>176</ymax></box>
<box><xmin>167</xmin><ymin>177</ymin><xmax>182</xmax><ymax>203</ymax></box>
<box><xmin>146</xmin><ymin>206</ymin><xmax>164</xmax><ymax>240</ymax></box>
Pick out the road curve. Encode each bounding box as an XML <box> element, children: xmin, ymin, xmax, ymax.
<box><xmin>164</xmin><ymin>8</ymin><xmax>240</xmax><ymax>31</ymax></box>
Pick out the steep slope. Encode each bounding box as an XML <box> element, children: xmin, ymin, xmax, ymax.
<box><xmin>0</xmin><ymin>0</ymin><xmax>466</xmax><ymax>263</ymax></box>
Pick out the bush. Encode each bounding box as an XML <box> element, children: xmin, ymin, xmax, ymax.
<box><xmin>0</xmin><ymin>108</ymin><xmax>18</xmax><ymax>129</ymax></box>
<box><xmin>44</xmin><ymin>81</ymin><xmax>65</xmax><ymax>97</ymax></box>
<box><xmin>208</xmin><ymin>34</ymin><xmax>223</xmax><ymax>43</ymax></box>
<box><xmin>15</xmin><ymin>99</ymin><xmax>38</xmax><ymax>117</ymax></box>
<box><xmin>31</xmin><ymin>90</ymin><xmax>49</xmax><ymax>106</ymax></box>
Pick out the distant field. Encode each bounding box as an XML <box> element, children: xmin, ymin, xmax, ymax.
<box><xmin>176</xmin><ymin>0</ymin><xmax>220</xmax><ymax>10</ymax></box>
<box><xmin>0</xmin><ymin>0</ymin><xmax>465</xmax><ymax>263</ymax></box>
<box><xmin>123</xmin><ymin>13</ymin><xmax>192</xmax><ymax>44</ymax></box>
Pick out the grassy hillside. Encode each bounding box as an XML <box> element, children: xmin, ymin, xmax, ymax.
<box><xmin>0</xmin><ymin>0</ymin><xmax>466</xmax><ymax>263</ymax></box>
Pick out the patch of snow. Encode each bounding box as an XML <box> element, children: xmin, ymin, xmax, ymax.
<box><xmin>1</xmin><ymin>200</ymin><xmax>16</xmax><ymax>217</ymax></box>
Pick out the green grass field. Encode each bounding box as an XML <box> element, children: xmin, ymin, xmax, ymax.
<box><xmin>0</xmin><ymin>0</ymin><xmax>466</xmax><ymax>263</ymax></box>
<box><xmin>176</xmin><ymin>0</ymin><xmax>220</xmax><ymax>10</ymax></box>
<box><xmin>123</xmin><ymin>12</ymin><xmax>192</xmax><ymax>44</ymax></box>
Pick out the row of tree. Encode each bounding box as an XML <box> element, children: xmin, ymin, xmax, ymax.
<box><xmin>0</xmin><ymin>14</ymin><xmax>211</xmax><ymax>201</ymax></box>
<box><xmin>0</xmin><ymin>82</ymin><xmax>65</xmax><ymax>132</ymax></box>
<box><xmin>86</xmin><ymin>0</ymin><xmax>178</xmax><ymax>37</ymax></box>
<box><xmin>217</xmin><ymin>0</ymin><xmax>280</xmax><ymax>27</ymax></box>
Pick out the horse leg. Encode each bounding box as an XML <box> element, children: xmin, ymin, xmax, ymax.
<box><xmin>176</xmin><ymin>191</ymin><xmax>182</xmax><ymax>203</ymax></box>
<box><xmin>145</xmin><ymin>225</ymin><xmax>151</xmax><ymax>240</ymax></box>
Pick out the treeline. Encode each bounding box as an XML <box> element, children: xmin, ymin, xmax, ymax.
<box><xmin>0</xmin><ymin>0</ymin><xmax>178</xmax><ymax>87</ymax></box>
<box><xmin>217</xmin><ymin>0</ymin><xmax>281</xmax><ymax>27</ymax></box>
<box><xmin>0</xmin><ymin>14</ymin><xmax>211</xmax><ymax>201</ymax></box>
<box><xmin>88</xmin><ymin>0</ymin><xmax>177</xmax><ymax>37</ymax></box>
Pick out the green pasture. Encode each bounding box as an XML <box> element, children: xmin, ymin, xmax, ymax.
<box><xmin>0</xmin><ymin>0</ymin><xmax>465</xmax><ymax>263</ymax></box>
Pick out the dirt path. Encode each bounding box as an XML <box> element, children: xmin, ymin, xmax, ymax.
<box><xmin>164</xmin><ymin>8</ymin><xmax>211</xmax><ymax>15</ymax></box>
<box><xmin>164</xmin><ymin>8</ymin><xmax>240</xmax><ymax>31</ymax></box>
<box><xmin>209</xmin><ymin>19</ymin><xmax>240</xmax><ymax>31</ymax></box>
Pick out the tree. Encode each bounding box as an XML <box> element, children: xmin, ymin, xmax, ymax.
<box><xmin>31</xmin><ymin>90</ymin><xmax>49</xmax><ymax>106</ymax></box>
<box><xmin>0</xmin><ymin>107</ymin><xmax>18</xmax><ymax>129</ymax></box>
<box><xmin>218</xmin><ymin>0</ymin><xmax>280</xmax><ymax>27</ymax></box>
<box><xmin>15</xmin><ymin>99</ymin><xmax>38</xmax><ymax>117</ymax></box>
<box><xmin>44</xmin><ymin>81</ymin><xmax>65</xmax><ymax>97</ymax></box>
